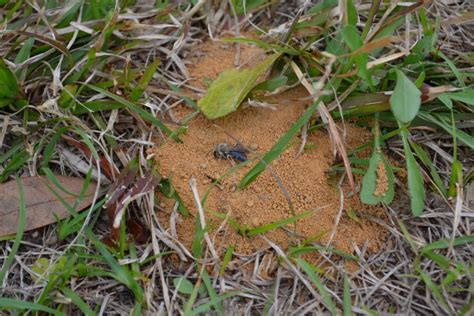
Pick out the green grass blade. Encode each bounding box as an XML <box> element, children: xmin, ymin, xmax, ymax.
<box><xmin>189</xmin><ymin>291</ymin><xmax>243</xmax><ymax>316</ymax></box>
<box><xmin>399</xmin><ymin>126</ymin><xmax>425</xmax><ymax>216</ymax></box>
<box><xmin>0</xmin><ymin>298</ymin><xmax>63</xmax><ymax>315</ymax></box>
<box><xmin>422</xmin><ymin>236</ymin><xmax>474</xmax><ymax>252</ymax></box>
<box><xmin>295</xmin><ymin>258</ymin><xmax>337</xmax><ymax>315</ymax></box>
<box><xmin>87</xmin><ymin>84</ymin><xmax>175</xmax><ymax>139</ymax></box>
<box><xmin>343</xmin><ymin>274</ymin><xmax>352</xmax><ymax>316</ymax></box>
<box><xmin>410</xmin><ymin>142</ymin><xmax>448</xmax><ymax>198</ymax></box>
<box><xmin>417</xmin><ymin>269</ymin><xmax>450</xmax><ymax>313</ymax></box>
<box><xmin>220</xmin><ymin>245</ymin><xmax>235</xmax><ymax>276</ymax></box>
<box><xmin>85</xmin><ymin>228</ymin><xmax>145</xmax><ymax>304</ymax></box>
<box><xmin>239</xmin><ymin>100</ymin><xmax>320</xmax><ymax>188</ymax></box>
<box><xmin>202</xmin><ymin>270</ymin><xmax>224</xmax><ymax>315</ymax></box>
<box><xmin>246</xmin><ymin>210</ymin><xmax>315</xmax><ymax>237</ymax></box>
<box><xmin>62</xmin><ymin>287</ymin><xmax>95</xmax><ymax>316</ymax></box>
<box><xmin>0</xmin><ymin>178</ymin><xmax>26</xmax><ymax>284</ymax></box>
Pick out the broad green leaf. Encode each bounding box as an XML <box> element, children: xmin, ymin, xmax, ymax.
<box><xmin>58</xmin><ymin>84</ymin><xmax>78</xmax><ymax>109</ymax></box>
<box><xmin>360</xmin><ymin>151</ymin><xmax>395</xmax><ymax>204</ymax></box>
<box><xmin>198</xmin><ymin>53</ymin><xmax>280</xmax><ymax>119</ymax></box>
<box><xmin>400</xmin><ymin>128</ymin><xmax>425</xmax><ymax>216</ymax></box>
<box><xmin>0</xmin><ymin>60</ymin><xmax>19</xmax><ymax>107</ymax></box>
<box><xmin>173</xmin><ymin>277</ymin><xmax>195</xmax><ymax>295</ymax></box>
<box><xmin>390</xmin><ymin>70</ymin><xmax>421</xmax><ymax>123</ymax></box>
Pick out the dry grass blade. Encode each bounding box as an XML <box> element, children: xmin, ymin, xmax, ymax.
<box><xmin>290</xmin><ymin>60</ymin><xmax>355</xmax><ymax>190</ymax></box>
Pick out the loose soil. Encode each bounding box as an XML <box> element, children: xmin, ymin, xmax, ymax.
<box><xmin>151</xmin><ymin>38</ymin><xmax>386</xmax><ymax>259</ymax></box>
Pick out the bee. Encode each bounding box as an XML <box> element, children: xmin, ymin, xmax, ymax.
<box><xmin>213</xmin><ymin>143</ymin><xmax>249</xmax><ymax>162</ymax></box>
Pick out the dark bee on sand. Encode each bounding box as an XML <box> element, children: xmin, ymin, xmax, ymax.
<box><xmin>213</xmin><ymin>143</ymin><xmax>249</xmax><ymax>162</ymax></box>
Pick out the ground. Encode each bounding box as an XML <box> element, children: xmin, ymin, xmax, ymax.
<box><xmin>153</xmin><ymin>39</ymin><xmax>386</xmax><ymax>258</ymax></box>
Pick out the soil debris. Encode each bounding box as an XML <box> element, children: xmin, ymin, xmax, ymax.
<box><xmin>152</xmin><ymin>38</ymin><xmax>386</xmax><ymax>258</ymax></box>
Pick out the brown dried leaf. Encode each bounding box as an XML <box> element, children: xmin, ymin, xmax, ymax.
<box><xmin>62</xmin><ymin>135</ymin><xmax>119</xmax><ymax>180</ymax></box>
<box><xmin>0</xmin><ymin>176</ymin><xmax>97</xmax><ymax>237</ymax></box>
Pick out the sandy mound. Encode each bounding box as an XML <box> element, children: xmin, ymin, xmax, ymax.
<box><xmin>151</xmin><ymin>38</ymin><xmax>386</xmax><ymax>257</ymax></box>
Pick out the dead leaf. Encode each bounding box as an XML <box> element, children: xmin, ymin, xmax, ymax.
<box><xmin>62</xmin><ymin>135</ymin><xmax>119</xmax><ymax>180</ymax></box>
<box><xmin>104</xmin><ymin>166</ymin><xmax>160</xmax><ymax>242</ymax></box>
<box><xmin>0</xmin><ymin>176</ymin><xmax>97</xmax><ymax>237</ymax></box>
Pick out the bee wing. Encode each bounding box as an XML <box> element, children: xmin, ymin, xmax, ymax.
<box><xmin>233</xmin><ymin>143</ymin><xmax>249</xmax><ymax>153</ymax></box>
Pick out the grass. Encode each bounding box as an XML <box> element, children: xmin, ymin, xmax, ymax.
<box><xmin>0</xmin><ymin>0</ymin><xmax>473</xmax><ymax>314</ymax></box>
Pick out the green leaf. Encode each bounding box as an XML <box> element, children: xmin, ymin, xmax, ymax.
<box><xmin>448</xmin><ymin>160</ymin><xmax>463</xmax><ymax>198</ymax></box>
<box><xmin>410</xmin><ymin>142</ymin><xmax>447</xmax><ymax>198</ymax></box>
<box><xmin>14</xmin><ymin>37</ymin><xmax>35</xmax><ymax>65</ymax></box>
<box><xmin>295</xmin><ymin>259</ymin><xmax>337</xmax><ymax>315</ymax></box>
<box><xmin>418</xmin><ymin>269</ymin><xmax>450</xmax><ymax>312</ymax></box>
<box><xmin>0</xmin><ymin>298</ymin><xmax>63</xmax><ymax>315</ymax></box>
<box><xmin>360</xmin><ymin>151</ymin><xmax>395</xmax><ymax>204</ymax></box>
<box><xmin>0</xmin><ymin>178</ymin><xmax>26</xmax><ymax>284</ymax></box>
<box><xmin>231</xmin><ymin>0</ymin><xmax>266</xmax><ymax>15</ymax></box>
<box><xmin>437</xmin><ymin>94</ymin><xmax>453</xmax><ymax>109</ymax></box>
<box><xmin>422</xmin><ymin>235</ymin><xmax>474</xmax><ymax>252</ymax></box>
<box><xmin>390</xmin><ymin>70</ymin><xmax>421</xmax><ymax>123</ymax></box>
<box><xmin>443</xmin><ymin>90</ymin><xmax>474</xmax><ymax>106</ymax></box>
<box><xmin>341</xmin><ymin>25</ymin><xmax>363</xmax><ymax>50</ymax></box>
<box><xmin>246</xmin><ymin>210</ymin><xmax>315</xmax><ymax>237</ymax></box>
<box><xmin>341</xmin><ymin>25</ymin><xmax>371</xmax><ymax>84</ymax></box>
<box><xmin>86</xmin><ymin>84</ymin><xmax>175</xmax><ymax>139</ymax></box>
<box><xmin>400</xmin><ymin>127</ymin><xmax>425</xmax><ymax>216</ymax></box>
<box><xmin>198</xmin><ymin>53</ymin><xmax>280</xmax><ymax>119</ymax></box>
<box><xmin>62</xmin><ymin>287</ymin><xmax>95</xmax><ymax>316</ymax></box>
<box><xmin>251</xmin><ymin>75</ymin><xmax>287</xmax><ymax>93</ymax></box>
<box><xmin>343</xmin><ymin>274</ymin><xmax>352</xmax><ymax>316</ymax></box>
<box><xmin>131</xmin><ymin>59</ymin><xmax>160</xmax><ymax>101</ymax></box>
<box><xmin>201</xmin><ymin>271</ymin><xmax>224</xmax><ymax>315</ymax></box>
<box><xmin>417</xmin><ymin>112</ymin><xmax>474</xmax><ymax>149</ymax></box>
<box><xmin>190</xmin><ymin>291</ymin><xmax>242</xmax><ymax>316</ymax></box>
<box><xmin>346</xmin><ymin>0</ymin><xmax>358</xmax><ymax>26</ymax></box>
<box><xmin>0</xmin><ymin>60</ymin><xmax>20</xmax><ymax>107</ymax></box>
<box><xmin>220</xmin><ymin>245</ymin><xmax>235</xmax><ymax>275</ymax></box>
<box><xmin>86</xmin><ymin>228</ymin><xmax>145</xmax><ymax>304</ymax></box>
<box><xmin>31</xmin><ymin>257</ymin><xmax>68</xmax><ymax>283</ymax></box>
<box><xmin>173</xmin><ymin>277</ymin><xmax>195</xmax><ymax>295</ymax></box>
